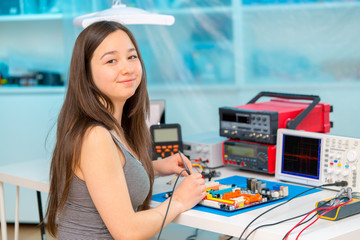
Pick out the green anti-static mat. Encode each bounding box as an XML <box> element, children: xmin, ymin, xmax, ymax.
<box><xmin>152</xmin><ymin>175</ymin><xmax>321</xmax><ymax>217</ymax></box>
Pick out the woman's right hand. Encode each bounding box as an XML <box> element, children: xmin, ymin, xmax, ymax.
<box><xmin>171</xmin><ymin>173</ymin><xmax>207</xmax><ymax>212</ymax></box>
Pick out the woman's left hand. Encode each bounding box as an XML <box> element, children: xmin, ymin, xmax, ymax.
<box><xmin>153</xmin><ymin>153</ymin><xmax>192</xmax><ymax>177</ymax></box>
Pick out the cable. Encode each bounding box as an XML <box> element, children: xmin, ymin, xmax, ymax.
<box><xmin>283</xmin><ymin>195</ymin><xmax>350</xmax><ymax>240</ymax></box>
<box><xmin>157</xmin><ymin>169</ymin><xmax>186</xmax><ymax>240</ymax></box>
<box><xmin>283</xmin><ymin>206</ymin><xmax>333</xmax><ymax>240</ymax></box>
<box><xmin>186</xmin><ymin>228</ymin><xmax>199</xmax><ymax>240</ymax></box>
<box><xmin>192</xmin><ymin>164</ymin><xmax>204</xmax><ymax>173</ymax></box>
<box><xmin>244</xmin><ymin>199</ymin><xmax>332</xmax><ymax>240</ymax></box>
<box><xmin>245</xmin><ymin>207</ymin><xmax>316</xmax><ymax>240</ymax></box>
<box><xmin>237</xmin><ymin>181</ymin><xmax>348</xmax><ymax>240</ymax></box>
<box><xmin>286</xmin><ymin>198</ymin><xmax>351</xmax><ymax>240</ymax></box>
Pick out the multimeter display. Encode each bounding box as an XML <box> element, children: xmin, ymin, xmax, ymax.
<box><xmin>153</xmin><ymin>128</ymin><xmax>179</xmax><ymax>143</ymax></box>
<box><xmin>227</xmin><ymin>144</ymin><xmax>256</xmax><ymax>158</ymax></box>
<box><xmin>150</xmin><ymin>123</ymin><xmax>183</xmax><ymax>160</ymax></box>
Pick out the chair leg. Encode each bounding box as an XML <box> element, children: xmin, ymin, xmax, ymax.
<box><xmin>0</xmin><ymin>182</ymin><xmax>7</xmax><ymax>240</ymax></box>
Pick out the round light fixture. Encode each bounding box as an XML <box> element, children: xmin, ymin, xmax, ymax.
<box><xmin>73</xmin><ymin>3</ymin><xmax>175</xmax><ymax>28</ymax></box>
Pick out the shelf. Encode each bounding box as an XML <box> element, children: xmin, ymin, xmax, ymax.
<box><xmin>0</xmin><ymin>86</ymin><xmax>65</xmax><ymax>95</ymax></box>
<box><xmin>243</xmin><ymin>1</ymin><xmax>360</xmax><ymax>12</ymax></box>
<box><xmin>0</xmin><ymin>13</ymin><xmax>63</xmax><ymax>22</ymax></box>
<box><xmin>148</xmin><ymin>83</ymin><xmax>240</xmax><ymax>93</ymax></box>
<box><xmin>161</xmin><ymin>6</ymin><xmax>232</xmax><ymax>15</ymax></box>
<box><xmin>242</xmin><ymin>79</ymin><xmax>360</xmax><ymax>90</ymax></box>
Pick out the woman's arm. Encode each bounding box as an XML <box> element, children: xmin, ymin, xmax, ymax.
<box><xmin>77</xmin><ymin>126</ymin><xmax>206</xmax><ymax>240</ymax></box>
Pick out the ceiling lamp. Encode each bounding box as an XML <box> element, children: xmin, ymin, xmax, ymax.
<box><xmin>73</xmin><ymin>1</ymin><xmax>175</xmax><ymax>28</ymax></box>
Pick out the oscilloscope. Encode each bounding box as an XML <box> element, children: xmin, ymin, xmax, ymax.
<box><xmin>275</xmin><ymin>129</ymin><xmax>360</xmax><ymax>192</ymax></box>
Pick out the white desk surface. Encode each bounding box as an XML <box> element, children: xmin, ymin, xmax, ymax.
<box><xmin>153</xmin><ymin>168</ymin><xmax>360</xmax><ymax>240</ymax></box>
<box><xmin>0</xmin><ymin>160</ymin><xmax>359</xmax><ymax>240</ymax></box>
<box><xmin>0</xmin><ymin>159</ymin><xmax>50</xmax><ymax>193</ymax></box>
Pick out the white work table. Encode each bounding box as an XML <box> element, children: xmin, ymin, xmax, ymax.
<box><xmin>0</xmin><ymin>159</ymin><xmax>359</xmax><ymax>240</ymax></box>
<box><xmin>152</xmin><ymin>168</ymin><xmax>360</xmax><ymax>240</ymax></box>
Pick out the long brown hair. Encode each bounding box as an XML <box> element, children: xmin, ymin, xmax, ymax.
<box><xmin>45</xmin><ymin>21</ymin><xmax>154</xmax><ymax>236</ymax></box>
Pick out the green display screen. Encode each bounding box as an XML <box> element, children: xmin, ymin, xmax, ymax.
<box><xmin>153</xmin><ymin>128</ymin><xmax>179</xmax><ymax>143</ymax></box>
<box><xmin>227</xmin><ymin>144</ymin><xmax>256</xmax><ymax>157</ymax></box>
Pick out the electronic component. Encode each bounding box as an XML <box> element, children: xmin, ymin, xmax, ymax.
<box><xmin>183</xmin><ymin>131</ymin><xmax>227</xmax><ymax>168</ymax></box>
<box><xmin>223</xmin><ymin>139</ymin><xmax>276</xmax><ymax>174</ymax></box>
<box><xmin>150</xmin><ymin>123</ymin><xmax>183</xmax><ymax>160</ymax></box>
<box><xmin>164</xmin><ymin>178</ymin><xmax>289</xmax><ymax>212</ymax></box>
<box><xmin>219</xmin><ymin>92</ymin><xmax>332</xmax><ymax>145</ymax></box>
<box><xmin>276</xmin><ymin>129</ymin><xmax>360</xmax><ymax>192</ymax></box>
<box><xmin>316</xmin><ymin>190</ymin><xmax>360</xmax><ymax>221</ymax></box>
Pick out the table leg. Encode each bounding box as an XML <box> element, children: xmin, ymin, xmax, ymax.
<box><xmin>37</xmin><ymin>191</ymin><xmax>46</xmax><ymax>240</ymax></box>
<box><xmin>14</xmin><ymin>186</ymin><xmax>19</xmax><ymax>240</ymax></box>
<box><xmin>0</xmin><ymin>182</ymin><xmax>7</xmax><ymax>240</ymax></box>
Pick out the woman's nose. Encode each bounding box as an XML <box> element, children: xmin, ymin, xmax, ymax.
<box><xmin>119</xmin><ymin>60</ymin><xmax>133</xmax><ymax>75</ymax></box>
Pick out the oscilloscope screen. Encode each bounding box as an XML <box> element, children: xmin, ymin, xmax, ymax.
<box><xmin>281</xmin><ymin>134</ymin><xmax>321</xmax><ymax>179</ymax></box>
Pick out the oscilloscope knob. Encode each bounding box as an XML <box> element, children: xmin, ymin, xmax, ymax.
<box><xmin>202</xmin><ymin>146</ymin><xmax>210</xmax><ymax>153</ymax></box>
<box><xmin>346</xmin><ymin>150</ymin><xmax>357</xmax><ymax>162</ymax></box>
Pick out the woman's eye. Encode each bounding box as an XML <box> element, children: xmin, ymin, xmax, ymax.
<box><xmin>107</xmin><ymin>59</ymin><xmax>116</xmax><ymax>64</ymax></box>
<box><xmin>129</xmin><ymin>55</ymin><xmax>138</xmax><ymax>60</ymax></box>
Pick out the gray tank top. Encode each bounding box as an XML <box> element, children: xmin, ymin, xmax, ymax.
<box><xmin>58</xmin><ymin>132</ymin><xmax>150</xmax><ymax>239</ymax></box>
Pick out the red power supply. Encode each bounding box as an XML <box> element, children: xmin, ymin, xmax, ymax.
<box><xmin>219</xmin><ymin>92</ymin><xmax>333</xmax><ymax>174</ymax></box>
<box><xmin>238</xmin><ymin>98</ymin><xmax>332</xmax><ymax>132</ymax></box>
<box><xmin>219</xmin><ymin>92</ymin><xmax>332</xmax><ymax>145</ymax></box>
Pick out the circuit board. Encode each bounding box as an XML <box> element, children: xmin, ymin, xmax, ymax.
<box><xmin>165</xmin><ymin>177</ymin><xmax>289</xmax><ymax>212</ymax></box>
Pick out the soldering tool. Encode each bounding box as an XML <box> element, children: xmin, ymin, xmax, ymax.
<box><xmin>179</xmin><ymin>151</ymin><xmax>191</xmax><ymax>175</ymax></box>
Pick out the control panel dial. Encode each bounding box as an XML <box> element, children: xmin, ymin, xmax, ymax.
<box><xmin>346</xmin><ymin>150</ymin><xmax>357</xmax><ymax>162</ymax></box>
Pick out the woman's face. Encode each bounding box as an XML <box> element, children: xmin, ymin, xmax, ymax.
<box><xmin>91</xmin><ymin>30</ymin><xmax>142</xmax><ymax>104</ymax></box>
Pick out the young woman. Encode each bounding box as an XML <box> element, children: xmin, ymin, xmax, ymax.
<box><xmin>45</xmin><ymin>21</ymin><xmax>207</xmax><ymax>239</ymax></box>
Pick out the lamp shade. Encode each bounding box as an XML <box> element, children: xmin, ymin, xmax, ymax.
<box><xmin>73</xmin><ymin>4</ymin><xmax>175</xmax><ymax>28</ymax></box>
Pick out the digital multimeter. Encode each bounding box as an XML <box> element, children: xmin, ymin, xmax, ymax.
<box><xmin>150</xmin><ymin>123</ymin><xmax>183</xmax><ymax>160</ymax></box>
